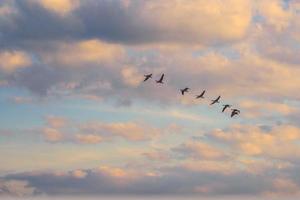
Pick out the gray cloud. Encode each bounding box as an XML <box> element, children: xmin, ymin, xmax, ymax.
<box><xmin>0</xmin><ymin>0</ymin><xmax>252</xmax><ymax>46</ymax></box>
<box><xmin>2</xmin><ymin>166</ymin><xmax>277</xmax><ymax>196</ymax></box>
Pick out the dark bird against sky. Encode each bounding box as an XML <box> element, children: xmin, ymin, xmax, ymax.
<box><xmin>181</xmin><ymin>87</ymin><xmax>190</xmax><ymax>95</ymax></box>
<box><xmin>231</xmin><ymin>109</ymin><xmax>240</xmax><ymax>117</ymax></box>
<box><xmin>210</xmin><ymin>96</ymin><xmax>221</xmax><ymax>105</ymax></box>
<box><xmin>142</xmin><ymin>74</ymin><xmax>240</xmax><ymax>118</ymax></box>
<box><xmin>143</xmin><ymin>74</ymin><xmax>152</xmax><ymax>82</ymax></box>
<box><xmin>156</xmin><ymin>74</ymin><xmax>165</xmax><ymax>84</ymax></box>
<box><xmin>196</xmin><ymin>90</ymin><xmax>206</xmax><ymax>99</ymax></box>
<box><xmin>222</xmin><ymin>104</ymin><xmax>231</xmax><ymax>112</ymax></box>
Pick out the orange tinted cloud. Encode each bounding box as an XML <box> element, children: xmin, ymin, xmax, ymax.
<box><xmin>71</xmin><ymin>169</ymin><xmax>87</xmax><ymax>179</ymax></box>
<box><xmin>0</xmin><ymin>51</ymin><xmax>31</xmax><ymax>73</ymax></box>
<box><xmin>81</xmin><ymin>121</ymin><xmax>160</xmax><ymax>141</ymax></box>
<box><xmin>46</xmin><ymin>116</ymin><xmax>67</xmax><ymax>128</ymax></box>
<box><xmin>239</xmin><ymin>100</ymin><xmax>297</xmax><ymax>118</ymax></box>
<box><xmin>211</xmin><ymin>124</ymin><xmax>300</xmax><ymax>159</ymax></box>
<box><xmin>42</xmin><ymin>127</ymin><xmax>64</xmax><ymax>142</ymax></box>
<box><xmin>29</xmin><ymin>0</ymin><xmax>80</xmax><ymax>15</ymax></box>
<box><xmin>76</xmin><ymin>134</ymin><xmax>102</xmax><ymax>144</ymax></box>
<box><xmin>176</xmin><ymin>141</ymin><xmax>227</xmax><ymax>160</ymax></box>
<box><xmin>41</xmin><ymin>39</ymin><xmax>124</xmax><ymax>66</ymax></box>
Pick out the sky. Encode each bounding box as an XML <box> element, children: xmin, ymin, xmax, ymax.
<box><xmin>0</xmin><ymin>0</ymin><xmax>300</xmax><ymax>199</ymax></box>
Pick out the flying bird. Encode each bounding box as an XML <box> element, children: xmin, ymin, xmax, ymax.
<box><xmin>210</xmin><ymin>96</ymin><xmax>221</xmax><ymax>105</ymax></box>
<box><xmin>143</xmin><ymin>74</ymin><xmax>152</xmax><ymax>82</ymax></box>
<box><xmin>156</xmin><ymin>74</ymin><xmax>165</xmax><ymax>84</ymax></box>
<box><xmin>196</xmin><ymin>90</ymin><xmax>206</xmax><ymax>99</ymax></box>
<box><xmin>180</xmin><ymin>87</ymin><xmax>190</xmax><ymax>95</ymax></box>
<box><xmin>231</xmin><ymin>109</ymin><xmax>240</xmax><ymax>117</ymax></box>
<box><xmin>222</xmin><ymin>104</ymin><xmax>231</xmax><ymax>112</ymax></box>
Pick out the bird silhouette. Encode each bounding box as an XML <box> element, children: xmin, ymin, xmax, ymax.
<box><xmin>231</xmin><ymin>109</ymin><xmax>240</xmax><ymax>117</ymax></box>
<box><xmin>222</xmin><ymin>104</ymin><xmax>231</xmax><ymax>112</ymax></box>
<box><xmin>210</xmin><ymin>96</ymin><xmax>221</xmax><ymax>105</ymax></box>
<box><xmin>143</xmin><ymin>74</ymin><xmax>152</xmax><ymax>82</ymax></box>
<box><xmin>156</xmin><ymin>74</ymin><xmax>165</xmax><ymax>84</ymax></box>
<box><xmin>180</xmin><ymin>87</ymin><xmax>190</xmax><ymax>95</ymax></box>
<box><xmin>196</xmin><ymin>90</ymin><xmax>206</xmax><ymax>99</ymax></box>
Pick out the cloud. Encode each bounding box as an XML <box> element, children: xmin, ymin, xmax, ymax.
<box><xmin>257</xmin><ymin>0</ymin><xmax>292</xmax><ymax>32</ymax></box>
<box><xmin>3</xmin><ymin>164</ymin><xmax>298</xmax><ymax>197</ymax></box>
<box><xmin>143</xmin><ymin>149</ymin><xmax>170</xmax><ymax>162</ymax></box>
<box><xmin>40</xmin><ymin>39</ymin><xmax>124</xmax><ymax>67</ymax></box>
<box><xmin>239</xmin><ymin>100</ymin><xmax>297</xmax><ymax>118</ymax></box>
<box><xmin>42</xmin><ymin>127</ymin><xmax>64</xmax><ymax>142</ymax></box>
<box><xmin>28</xmin><ymin>0</ymin><xmax>80</xmax><ymax>16</ymax></box>
<box><xmin>269</xmin><ymin>178</ymin><xmax>300</xmax><ymax>195</ymax></box>
<box><xmin>79</xmin><ymin>121</ymin><xmax>160</xmax><ymax>141</ymax></box>
<box><xmin>78</xmin><ymin>0</ymin><xmax>252</xmax><ymax>45</ymax></box>
<box><xmin>0</xmin><ymin>0</ymin><xmax>298</xmax><ymax>106</ymax></box>
<box><xmin>75</xmin><ymin>134</ymin><xmax>102</xmax><ymax>144</ymax></box>
<box><xmin>46</xmin><ymin>116</ymin><xmax>67</xmax><ymax>128</ymax></box>
<box><xmin>98</xmin><ymin>166</ymin><xmax>128</xmax><ymax>178</ymax></box>
<box><xmin>0</xmin><ymin>179</ymin><xmax>36</xmax><ymax>197</ymax></box>
<box><xmin>0</xmin><ymin>1</ymin><xmax>17</xmax><ymax>17</ymax></box>
<box><xmin>121</xmin><ymin>66</ymin><xmax>143</xmax><ymax>87</ymax></box>
<box><xmin>182</xmin><ymin>160</ymin><xmax>239</xmax><ymax>175</ymax></box>
<box><xmin>37</xmin><ymin>117</ymin><xmax>171</xmax><ymax>143</ymax></box>
<box><xmin>9</xmin><ymin>96</ymin><xmax>33</xmax><ymax>104</ymax></box>
<box><xmin>173</xmin><ymin>141</ymin><xmax>228</xmax><ymax>160</ymax></box>
<box><xmin>1</xmin><ymin>1</ymin><xmax>300</xmax><ymax>198</ymax></box>
<box><xmin>71</xmin><ymin>170</ymin><xmax>87</xmax><ymax>179</ymax></box>
<box><xmin>209</xmin><ymin>124</ymin><xmax>300</xmax><ymax>160</ymax></box>
<box><xmin>0</xmin><ymin>50</ymin><xmax>31</xmax><ymax>73</ymax></box>
<box><xmin>0</xmin><ymin>0</ymin><xmax>253</xmax><ymax>46</ymax></box>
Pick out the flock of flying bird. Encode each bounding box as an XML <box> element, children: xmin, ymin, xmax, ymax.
<box><xmin>143</xmin><ymin>73</ymin><xmax>241</xmax><ymax>118</ymax></box>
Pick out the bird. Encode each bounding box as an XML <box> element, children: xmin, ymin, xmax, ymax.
<box><xmin>231</xmin><ymin>109</ymin><xmax>240</xmax><ymax>117</ymax></box>
<box><xmin>143</xmin><ymin>74</ymin><xmax>152</xmax><ymax>82</ymax></box>
<box><xmin>156</xmin><ymin>74</ymin><xmax>165</xmax><ymax>84</ymax></box>
<box><xmin>180</xmin><ymin>87</ymin><xmax>190</xmax><ymax>95</ymax></box>
<box><xmin>222</xmin><ymin>104</ymin><xmax>231</xmax><ymax>112</ymax></box>
<box><xmin>210</xmin><ymin>96</ymin><xmax>221</xmax><ymax>105</ymax></box>
<box><xmin>196</xmin><ymin>90</ymin><xmax>206</xmax><ymax>99</ymax></box>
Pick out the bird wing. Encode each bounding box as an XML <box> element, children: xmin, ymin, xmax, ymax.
<box><xmin>222</xmin><ymin>106</ymin><xmax>226</xmax><ymax>112</ymax></box>
<box><xmin>231</xmin><ymin>112</ymin><xmax>235</xmax><ymax>117</ymax></box>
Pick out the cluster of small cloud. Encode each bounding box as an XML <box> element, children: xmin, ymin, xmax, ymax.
<box><xmin>2</xmin><ymin>119</ymin><xmax>300</xmax><ymax>197</ymax></box>
<box><xmin>39</xmin><ymin>116</ymin><xmax>176</xmax><ymax>143</ymax></box>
